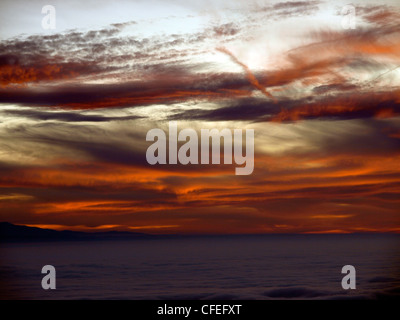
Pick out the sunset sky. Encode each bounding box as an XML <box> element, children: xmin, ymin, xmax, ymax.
<box><xmin>0</xmin><ymin>0</ymin><xmax>399</xmax><ymax>234</ymax></box>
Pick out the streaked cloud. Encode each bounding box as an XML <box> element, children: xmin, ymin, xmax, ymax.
<box><xmin>0</xmin><ymin>0</ymin><xmax>399</xmax><ymax>234</ymax></box>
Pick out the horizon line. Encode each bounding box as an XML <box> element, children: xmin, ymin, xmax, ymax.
<box><xmin>1</xmin><ymin>222</ymin><xmax>400</xmax><ymax>236</ymax></box>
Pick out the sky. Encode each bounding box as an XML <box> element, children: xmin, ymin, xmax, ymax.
<box><xmin>0</xmin><ymin>0</ymin><xmax>399</xmax><ymax>234</ymax></box>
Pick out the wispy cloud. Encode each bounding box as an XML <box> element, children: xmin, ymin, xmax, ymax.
<box><xmin>0</xmin><ymin>0</ymin><xmax>399</xmax><ymax>234</ymax></box>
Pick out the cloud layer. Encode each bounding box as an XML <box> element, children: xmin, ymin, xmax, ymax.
<box><xmin>0</xmin><ymin>1</ymin><xmax>399</xmax><ymax>234</ymax></box>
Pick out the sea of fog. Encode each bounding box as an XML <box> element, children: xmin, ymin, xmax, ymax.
<box><xmin>1</xmin><ymin>234</ymin><xmax>399</xmax><ymax>299</ymax></box>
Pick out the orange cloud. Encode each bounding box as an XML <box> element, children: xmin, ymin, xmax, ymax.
<box><xmin>0</xmin><ymin>62</ymin><xmax>88</xmax><ymax>86</ymax></box>
<box><xmin>2</xmin><ymin>147</ymin><xmax>399</xmax><ymax>234</ymax></box>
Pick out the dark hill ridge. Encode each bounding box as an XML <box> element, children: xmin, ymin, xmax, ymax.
<box><xmin>0</xmin><ymin>222</ymin><xmax>156</xmax><ymax>241</ymax></box>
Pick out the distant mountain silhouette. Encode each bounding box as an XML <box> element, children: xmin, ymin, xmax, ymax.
<box><xmin>0</xmin><ymin>222</ymin><xmax>156</xmax><ymax>242</ymax></box>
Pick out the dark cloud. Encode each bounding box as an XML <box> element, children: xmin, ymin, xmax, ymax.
<box><xmin>169</xmin><ymin>90</ymin><xmax>400</xmax><ymax>123</ymax></box>
<box><xmin>273</xmin><ymin>1</ymin><xmax>320</xmax><ymax>9</ymax></box>
<box><xmin>350</xmin><ymin>4</ymin><xmax>400</xmax><ymax>27</ymax></box>
<box><xmin>168</xmin><ymin>97</ymin><xmax>282</xmax><ymax>121</ymax></box>
<box><xmin>1</xmin><ymin>121</ymin><xmax>149</xmax><ymax>167</ymax></box>
<box><xmin>312</xmin><ymin>83</ymin><xmax>358</xmax><ymax>94</ymax></box>
<box><xmin>2</xmin><ymin>109</ymin><xmax>143</xmax><ymax>122</ymax></box>
<box><xmin>0</xmin><ymin>55</ymin><xmax>259</xmax><ymax>108</ymax></box>
<box><xmin>258</xmin><ymin>0</ymin><xmax>321</xmax><ymax>18</ymax></box>
<box><xmin>0</xmin><ymin>54</ymin><xmax>19</xmax><ymax>66</ymax></box>
<box><xmin>269</xmin><ymin>92</ymin><xmax>400</xmax><ymax>122</ymax></box>
<box><xmin>110</xmin><ymin>21</ymin><xmax>137</xmax><ymax>29</ymax></box>
<box><xmin>212</xmin><ymin>23</ymin><xmax>240</xmax><ymax>37</ymax></box>
<box><xmin>0</xmin><ymin>180</ymin><xmax>177</xmax><ymax>204</ymax></box>
<box><xmin>0</xmin><ymin>19</ymin><xmax>243</xmax><ymax>86</ymax></box>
